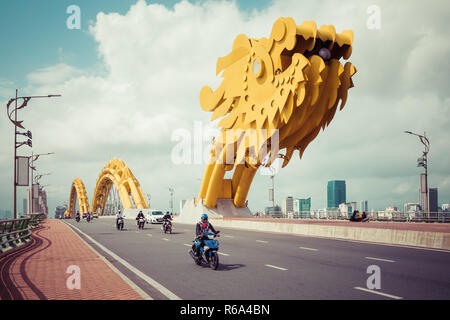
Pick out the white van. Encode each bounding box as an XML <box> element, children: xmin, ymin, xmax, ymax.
<box><xmin>146</xmin><ymin>210</ymin><xmax>165</xmax><ymax>224</ymax></box>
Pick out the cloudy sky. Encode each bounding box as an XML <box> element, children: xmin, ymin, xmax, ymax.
<box><xmin>0</xmin><ymin>0</ymin><xmax>449</xmax><ymax>218</ymax></box>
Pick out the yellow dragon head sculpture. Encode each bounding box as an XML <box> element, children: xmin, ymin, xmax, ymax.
<box><xmin>200</xmin><ymin>17</ymin><xmax>357</xmax><ymax>169</ymax></box>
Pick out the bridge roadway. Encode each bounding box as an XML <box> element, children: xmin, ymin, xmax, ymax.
<box><xmin>64</xmin><ymin>217</ymin><xmax>450</xmax><ymax>300</ymax></box>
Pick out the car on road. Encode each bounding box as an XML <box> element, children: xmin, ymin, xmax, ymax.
<box><xmin>146</xmin><ymin>210</ymin><xmax>164</xmax><ymax>224</ymax></box>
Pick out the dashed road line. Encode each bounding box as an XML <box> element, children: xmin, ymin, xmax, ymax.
<box><xmin>147</xmin><ymin>234</ymin><xmax>153</xmax><ymax>237</ymax></box>
<box><xmin>224</xmin><ymin>235</ymin><xmax>234</xmax><ymax>238</ymax></box>
<box><xmin>365</xmin><ymin>257</ymin><xmax>395</xmax><ymax>263</ymax></box>
<box><xmin>183</xmin><ymin>244</ymin><xmax>192</xmax><ymax>247</ymax></box>
<box><xmin>162</xmin><ymin>238</ymin><xmax>170</xmax><ymax>241</ymax></box>
<box><xmin>354</xmin><ymin>287</ymin><xmax>402</xmax><ymax>300</ymax></box>
<box><xmin>299</xmin><ymin>247</ymin><xmax>318</xmax><ymax>251</ymax></box>
<box><xmin>218</xmin><ymin>252</ymin><xmax>230</xmax><ymax>256</ymax></box>
<box><xmin>265</xmin><ymin>264</ymin><xmax>287</xmax><ymax>271</ymax></box>
<box><xmin>256</xmin><ymin>240</ymin><xmax>268</xmax><ymax>243</ymax></box>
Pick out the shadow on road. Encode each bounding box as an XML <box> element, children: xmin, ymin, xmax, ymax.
<box><xmin>217</xmin><ymin>263</ymin><xmax>246</xmax><ymax>271</ymax></box>
<box><xmin>160</xmin><ymin>232</ymin><xmax>184</xmax><ymax>235</ymax></box>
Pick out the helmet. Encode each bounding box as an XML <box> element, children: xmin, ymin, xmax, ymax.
<box><xmin>118</xmin><ymin>210</ymin><xmax>121</xmax><ymax>213</ymax></box>
<box><xmin>139</xmin><ymin>210</ymin><xmax>143</xmax><ymax>214</ymax></box>
<box><xmin>201</xmin><ymin>213</ymin><xmax>208</xmax><ymax>220</ymax></box>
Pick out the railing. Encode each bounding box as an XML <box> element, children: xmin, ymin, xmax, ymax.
<box><xmin>0</xmin><ymin>213</ymin><xmax>46</xmax><ymax>255</ymax></box>
<box><xmin>253</xmin><ymin>212</ymin><xmax>450</xmax><ymax>223</ymax></box>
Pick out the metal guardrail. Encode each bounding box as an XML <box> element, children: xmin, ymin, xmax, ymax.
<box><xmin>254</xmin><ymin>212</ymin><xmax>450</xmax><ymax>223</ymax></box>
<box><xmin>0</xmin><ymin>213</ymin><xmax>46</xmax><ymax>255</ymax></box>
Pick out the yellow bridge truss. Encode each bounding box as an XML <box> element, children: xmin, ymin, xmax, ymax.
<box><xmin>68</xmin><ymin>158</ymin><xmax>148</xmax><ymax>216</ymax></box>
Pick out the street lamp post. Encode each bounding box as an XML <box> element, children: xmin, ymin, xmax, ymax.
<box><xmin>404</xmin><ymin>131</ymin><xmax>430</xmax><ymax>221</ymax></box>
<box><xmin>6</xmin><ymin>90</ymin><xmax>60</xmax><ymax>219</ymax></box>
<box><xmin>29</xmin><ymin>152</ymin><xmax>54</xmax><ymax>213</ymax></box>
<box><xmin>34</xmin><ymin>173</ymin><xmax>51</xmax><ymax>184</ymax></box>
<box><xmin>168</xmin><ymin>187</ymin><xmax>174</xmax><ymax>214</ymax></box>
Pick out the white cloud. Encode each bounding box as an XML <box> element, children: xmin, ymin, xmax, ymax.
<box><xmin>26</xmin><ymin>63</ymin><xmax>85</xmax><ymax>86</ymax></box>
<box><xmin>1</xmin><ymin>0</ymin><xmax>449</xmax><ymax>216</ymax></box>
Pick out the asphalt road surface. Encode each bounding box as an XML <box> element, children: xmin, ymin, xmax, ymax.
<box><xmin>64</xmin><ymin>217</ymin><xmax>450</xmax><ymax>300</ymax></box>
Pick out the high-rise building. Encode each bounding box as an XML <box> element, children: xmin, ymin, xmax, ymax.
<box><xmin>293</xmin><ymin>198</ymin><xmax>311</xmax><ymax>213</ymax></box>
<box><xmin>429</xmin><ymin>188</ymin><xmax>438</xmax><ymax>217</ymax></box>
<box><xmin>360</xmin><ymin>200</ymin><xmax>368</xmax><ymax>212</ymax></box>
<box><xmin>339</xmin><ymin>203</ymin><xmax>354</xmax><ymax>218</ymax></box>
<box><xmin>293</xmin><ymin>198</ymin><xmax>311</xmax><ymax>218</ymax></box>
<box><xmin>327</xmin><ymin>180</ymin><xmax>346</xmax><ymax>209</ymax></box>
<box><xmin>265</xmin><ymin>205</ymin><xmax>282</xmax><ymax>216</ymax></box>
<box><xmin>283</xmin><ymin>196</ymin><xmax>294</xmax><ymax>214</ymax></box>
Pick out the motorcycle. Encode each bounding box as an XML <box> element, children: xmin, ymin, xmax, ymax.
<box><xmin>189</xmin><ymin>231</ymin><xmax>220</xmax><ymax>270</ymax></box>
<box><xmin>117</xmin><ymin>217</ymin><xmax>124</xmax><ymax>230</ymax></box>
<box><xmin>75</xmin><ymin>216</ymin><xmax>80</xmax><ymax>223</ymax></box>
<box><xmin>137</xmin><ymin>217</ymin><xmax>145</xmax><ymax>229</ymax></box>
<box><xmin>86</xmin><ymin>214</ymin><xmax>91</xmax><ymax>223</ymax></box>
<box><xmin>162</xmin><ymin>220</ymin><xmax>172</xmax><ymax>234</ymax></box>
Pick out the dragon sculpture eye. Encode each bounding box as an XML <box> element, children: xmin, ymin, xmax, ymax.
<box><xmin>318</xmin><ymin>47</ymin><xmax>331</xmax><ymax>61</ymax></box>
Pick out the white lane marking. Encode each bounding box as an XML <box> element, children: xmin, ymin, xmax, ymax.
<box><xmin>64</xmin><ymin>222</ymin><xmax>152</xmax><ymax>300</ymax></box>
<box><xmin>183</xmin><ymin>244</ymin><xmax>192</xmax><ymax>247</ymax></box>
<box><xmin>224</xmin><ymin>235</ymin><xmax>234</xmax><ymax>238</ymax></box>
<box><xmin>265</xmin><ymin>264</ymin><xmax>288</xmax><ymax>271</ymax></box>
<box><xmin>162</xmin><ymin>238</ymin><xmax>170</xmax><ymax>241</ymax></box>
<box><xmin>365</xmin><ymin>257</ymin><xmax>395</xmax><ymax>263</ymax></box>
<box><xmin>299</xmin><ymin>247</ymin><xmax>318</xmax><ymax>251</ymax></box>
<box><xmin>218</xmin><ymin>252</ymin><xmax>230</xmax><ymax>256</ymax></box>
<box><xmin>147</xmin><ymin>234</ymin><xmax>153</xmax><ymax>237</ymax></box>
<box><xmin>354</xmin><ymin>287</ymin><xmax>403</xmax><ymax>300</ymax></box>
<box><xmin>256</xmin><ymin>240</ymin><xmax>268</xmax><ymax>243</ymax></box>
<box><xmin>66</xmin><ymin>223</ymin><xmax>181</xmax><ymax>300</ymax></box>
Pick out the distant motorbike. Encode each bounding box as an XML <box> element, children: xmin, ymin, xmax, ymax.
<box><xmin>86</xmin><ymin>214</ymin><xmax>91</xmax><ymax>223</ymax></box>
<box><xmin>75</xmin><ymin>216</ymin><xmax>80</xmax><ymax>223</ymax></box>
<box><xmin>162</xmin><ymin>220</ymin><xmax>172</xmax><ymax>234</ymax></box>
<box><xmin>189</xmin><ymin>231</ymin><xmax>220</xmax><ymax>270</ymax></box>
<box><xmin>137</xmin><ymin>217</ymin><xmax>145</xmax><ymax>229</ymax></box>
<box><xmin>117</xmin><ymin>217</ymin><xmax>124</xmax><ymax>230</ymax></box>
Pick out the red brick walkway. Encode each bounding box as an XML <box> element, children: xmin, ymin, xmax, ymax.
<box><xmin>1</xmin><ymin>219</ymin><xmax>143</xmax><ymax>300</ymax></box>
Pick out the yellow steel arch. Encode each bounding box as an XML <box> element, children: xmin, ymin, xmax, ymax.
<box><xmin>91</xmin><ymin>158</ymin><xmax>149</xmax><ymax>215</ymax></box>
<box><xmin>197</xmin><ymin>17</ymin><xmax>357</xmax><ymax>208</ymax></box>
<box><xmin>68</xmin><ymin>178</ymin><xmax>90</xmax><ymax>218</ymax></box>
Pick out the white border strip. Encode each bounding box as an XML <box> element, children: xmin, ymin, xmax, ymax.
<box><xmin>66</xmin><ymin>222</ymin><xmax>181</xmax><ymax>300</ymax></box>
<box><xmin>354</xmin><ymin>287</ymin><xmax>403</xmax><ymax>300</ymax></box>
<box><xmin>64</xmin><ymin>221</ymin><xmax>152</xmax><ymax>300</ymax></box>
<box><xmin>265</xmin><ymin>264</ymin><xmax>288</xmax><ymax>271</ymax></box>
<box><xmin>299</xmin><ymin>247</ymin><xmax>318</xmax><ymax>251</ymax></box>
<box><xmin>365</xmin><ymin>256</ymin><xmax>395</xmax><ymax>263</ymax></box>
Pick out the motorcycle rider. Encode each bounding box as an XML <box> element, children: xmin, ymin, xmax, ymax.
<box><xmin>116</xmin><ymin>210</ymin><xmax>124</xmax><ymax>228</ymax></box>
<box><xmin>194</xmin><ymin>214</ymin><xmax>218</xmax><ymax>260</ymax></box>
<box><xmin>136</xmin><ymin>210</ymin><xmax>145</xmax><ymax>226</ymax></box>
<box><xmin>75</xmin><ymin>211</ymin><xmax>80</xmax><ymax>221</ymax></box>
<box><xmin>162</xmin><ymin>211</ymin><xmax>172</xmax><ymax>230</ymax></box>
